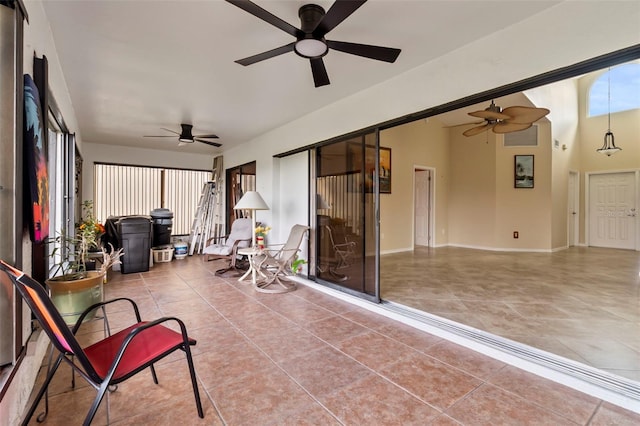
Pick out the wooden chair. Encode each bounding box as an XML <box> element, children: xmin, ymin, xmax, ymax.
<box><xmin>253</xmin><ymin>224</ymin><xmax>309</xmax><ymax>293</ymax></box>
<box><xmin>0</xmin><ymin>260</ymin><xmax>204</xmax><ymax>426</ymax></box>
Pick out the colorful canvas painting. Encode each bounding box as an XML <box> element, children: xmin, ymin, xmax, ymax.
<box><xmin>24</xmin><ymin>74</ymin><xmax>50</xmax><ymax>242</ymax></box>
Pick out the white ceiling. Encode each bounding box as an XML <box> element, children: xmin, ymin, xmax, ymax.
<box><xmin>41</xmin><ymin>0</ymin><xmax>561</xmax><ymax>154</ymax></box>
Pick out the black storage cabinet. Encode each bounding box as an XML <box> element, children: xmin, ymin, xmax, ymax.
<box><xmin>116</xmin><ymin>216</ymin><xmax>152</xmax><ymax>274</ymax></box>
<box><xmin>150</xmin><ymin>208</ymin><xmax>173</xmax><ymax>246</ymax></box>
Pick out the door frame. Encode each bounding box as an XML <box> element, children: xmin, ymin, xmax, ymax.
<box><xmin>585</xmin><ymin>169</ymin><xmax>640</xmax><ymax>251</ymax></box>
<box><xmin>413</xmin><ymin>165</ymin><xmax>435</xmax><ymax>248</ymax></box>
<box><xmin>568</xmin><ymin>170</ymin><xmax>579</xmax><ymax>247</ymax></box>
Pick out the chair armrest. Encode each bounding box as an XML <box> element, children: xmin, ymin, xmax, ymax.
<box><xmin>255</xmin><ymin>248</ymin><xmax>300</xmax><ymax>268</ymax></box>
<box><xmin>333</xmin><ymin>241</ymin><xmax>356</xmax><ymax>250</ymax></box>
<box><xmin>73</xmin><ymin>297</ymin><xmax>141</xmax><ymax>334</ymax></box>
<box><xmin>125</xmin><ymin>316</ymin><xmax>194</xmax><ymax>346</ymax></box>
<box><xmin>106</xmin><ymin>316</ymin><xmax>195</xmax><ymax>378</ymax></box>
<box><xmin>206</xmin><ymin>234</ymin><xmax>228</xmax><ymax>246</ymax></box>
<box><xmin>230</xmin><ymin>237</ymin><xmax>252</xmax><ymax>251</ymax></box>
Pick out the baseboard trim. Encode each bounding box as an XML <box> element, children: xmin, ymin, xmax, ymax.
<box><xmin>448</xmin><ymin>243</ymin><xmax>553</xmax><ymax>253</ymax></box>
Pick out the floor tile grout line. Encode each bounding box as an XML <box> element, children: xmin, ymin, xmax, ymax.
<box><xmin>245</xmin><ymin>298</ymin><xmax>449</xmax><ymax>416</ymax></box>
<box><xmin>191</xmin><ymin>275</ymin><xmax>498</xmax><ymax>416</ymax></box>
<box><xmin>187</xmin><ymin>280</ymin><xmax>346</xmax><ymax>425</ymax></box>
<box><xmin>185</xmin><ymin>273</ymin><xmax>444</xmax><ymax>421</ymax></box>
<box><xmin>584</xmin><ymin>400</ymin><xmax>603</xmax><ymax>426</ymax></box>
<box><xmin>109</xmin><ymin>259</ymin><xmax>639</xmax><ymax>422</ymax></box>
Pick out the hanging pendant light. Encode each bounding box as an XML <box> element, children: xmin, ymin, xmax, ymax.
<box><xmin>596</xmin><ymin>68</ymin><xmax>622</xmax><ymax>156</ymax></box>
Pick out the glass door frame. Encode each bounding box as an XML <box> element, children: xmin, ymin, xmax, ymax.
<box><xmin>309</xmin><ymin>130</ymin><xmax>382</xmax><ymax>303</ymax></box>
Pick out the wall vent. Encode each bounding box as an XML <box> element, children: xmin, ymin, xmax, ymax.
<box><xmin>504</xmin><ymin>125</ymin><xmax>538</xmax><ymax>147</ymax></box>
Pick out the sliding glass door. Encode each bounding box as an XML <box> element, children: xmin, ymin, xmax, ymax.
<box><xmin>314</xmin><ymin>132</ymin><xmax>378</xmax><ymax>300</ymax></box>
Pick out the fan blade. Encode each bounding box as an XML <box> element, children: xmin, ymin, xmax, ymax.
<box><xmin>468</xmin><ymin>110</ymin><xmax>511</xmax><ymax>120</ymax></box>
<box><xmin>501</xmin><ymin>106</ymin><xmax>550</xmax><ymax>124</ymax></box>
<box><xmin>310</xmin><ymin>58</ymin><xmax>330</xmax><ymax>87</ymax></box>
<box><xmin>444</xmin><ymin>120</ymin><xmax>485</xmax><ymax>129</ymax></box>
<box><xmin>313</xmin><ymin>0</ymin><xmax>366</xmax><ymax>37</ymax></box>
<box><xmin>144</xmin><ymin>127</ymin><xmax>180</xmax><ymax>137</ymax></box>
<box><xmin>463</xmin><ymin>123</ymin><xmax>495</xmax><ymax>137</ymax></box>
<box><xmin>225</xmin><ymin>0</ymin><xmax>302</xmax><ymax>38</ymax></box>
<box><xmin>195</xmin><ymin>138</ymin><xmax>222</xmax><ymax>147</ymax></box>
<box><xmin>194</xmin><ymin>134</ymin><xmax>219</xmax><ymax>139</ymax></box>
<box><xmin>326</xmin><ymin>40</ymin><xmax>400</xmax><ymax>63</ymax></box>
<box><xmin>236</xmin><ymin>42</ymin><xmax>295</xmax><ymax>66</ymax></box>
<box><xmin>493</xmin><ymin>122</ymin><xmax>532</xmax><ymax>134</ymax></box>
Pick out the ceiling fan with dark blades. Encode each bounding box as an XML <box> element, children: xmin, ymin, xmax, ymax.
<box><xmin>226</xmin><ymin>0</ymin><xmax>401</xmax><ymax>87</ymax></box>
<box><xmin>462</xmin><ymin>101</ymin><xmax>550</xmax><ymax>137</ymax></box>
<box><xmin>144</xmin><ymin>124</ymin><xmax>221</xmax><ymax>147</ymax></box>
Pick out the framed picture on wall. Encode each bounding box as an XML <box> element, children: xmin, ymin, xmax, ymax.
<box><xmin>347</xmin><ymin>143</ymin><xmax>392</xmax><ymax>193</ymax></box>
<box><xmin>379</xmin><ymin>147</ymin><xmax>391</xmax><ymax>194</ymax></box>
<box><xmin>514</xmin><ymin>155</ymin><xmax>534</xmax><ymax>188</ymax></box>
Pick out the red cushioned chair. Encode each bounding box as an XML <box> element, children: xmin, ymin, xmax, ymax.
<box><xmin>0</xmin><ymin>260</ymin><xmax>204</xmax><ymax>426</ymax></box>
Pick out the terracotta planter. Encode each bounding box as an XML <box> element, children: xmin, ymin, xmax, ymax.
<box><xmin>46</xmin><ymin>271</ymin><xmax>105</xmax><ymax>325</ymax></box>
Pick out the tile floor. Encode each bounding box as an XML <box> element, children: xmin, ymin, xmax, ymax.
<box><xmin>380</xmin><ymin>246</ymin><xmax>640</xmax><ymax>381</ymax></box>
<box><xmin>24</xmin><ymin>256</ymin><xmax>640</xmax><ymax>425</ymax></box>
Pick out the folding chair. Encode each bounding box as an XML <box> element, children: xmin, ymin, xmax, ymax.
<box><xmin>0</xmin><ymin>260</ymin><xmax>204</xmax><ymax>425</ymax></box>
<box><xmin>253</xmin><ymin>224</ymin><xmax>309</xmax><ymax>293</ymax></box>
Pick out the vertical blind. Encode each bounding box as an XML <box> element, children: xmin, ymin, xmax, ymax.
<box><xmin>94</xmin><ymin>164</ymin><xmax>212</xmax><ymax>235</ymax></box>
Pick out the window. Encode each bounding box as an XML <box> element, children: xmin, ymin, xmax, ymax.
<box><xmin>588</xmin><ymin>63</ymin><xmax>640</xmax><ymax>116</ymax></box>
<box><xmin>94</xmin><ymin>164</ymin><xmax>212</xmax><ymax>236</ymax></box>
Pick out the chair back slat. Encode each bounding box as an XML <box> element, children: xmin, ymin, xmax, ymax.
<box><xmin>282</xmin><ymin>225</ymin><xmax>309</xmax><ymax>253</ymax></box>
<box><xmin>22</xmin><ymin>284</ymin><xmax>74</xmax><ymax>353</ymax></box>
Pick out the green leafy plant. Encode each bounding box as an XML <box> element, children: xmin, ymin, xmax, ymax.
<box><xmin>291</xmin><ymin>255</ymin><xmax>307</xmax><ymax>275</ymax></box>
<box><xmin>47</xmin><ymin>200</ymin><xmax>122</xmax><ymax>281</ymax></box>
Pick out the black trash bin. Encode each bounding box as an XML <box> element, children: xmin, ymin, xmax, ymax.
<box><xmin>150</xmin><ymin>208</ymin><xmax>173</xmax><ymax>246</ymax></box>
<box><xmin>116</xmin><ymin>216</ymin><xmax>152</xmax><ymax>274</ymax></box>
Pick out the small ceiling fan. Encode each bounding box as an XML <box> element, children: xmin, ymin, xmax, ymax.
<box><xmin>462</xmin><ymin>101</ymin><xmax>550</xmax><ymax>137</ymax></box>
<box><xmin>226</xmin><ymin>0</ymin><xmax>401</xmax><ymax>87</ymax></box>
<box><xmin>144</xmin><ymin>124</ymin><xmax>221</xmax><ymax>147</ymax></box>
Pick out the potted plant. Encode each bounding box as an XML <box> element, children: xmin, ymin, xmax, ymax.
<box><xmin>46</xmin><ymin>200</ymin><xmax>123</xmax><ymax>324</ymax></box>
<box><xmin>291</xmin><ymin>255</ymin><xmax>307</xmax><ymax>275</ymax></box>
<box><xmin>254</xmin><ymin>225</ymin><xmax>271</xmax><ymax>249</ymax></box>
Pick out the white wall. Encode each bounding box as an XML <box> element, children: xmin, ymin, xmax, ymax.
<box><xmin>222</xmin><ymin>2</ymin><xmax>640</xmax><ymax>236</ymax></box>
<box><xmin>80</xmin><ymin>142</ymin><xmax>216</xmax><ymax>201</ymax></box>
<box><xmin>22</xmin><ymin>1</ymin><xmax>81</xmax><ymax>149</ymax></box>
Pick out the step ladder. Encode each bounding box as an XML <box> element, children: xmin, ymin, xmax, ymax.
<box><xmin>188</xmin><ymin>157</ymin><xmax>224</xmax><ymax>255</ymax></box>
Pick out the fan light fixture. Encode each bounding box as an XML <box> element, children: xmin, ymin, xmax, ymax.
<box><xmin>179</xmin><ymin>127</ymin><xmax>193</xmax><ymax>143</ymax></box>
<box><xmin>294</xmin><ymin>38</ymin><xmax>328</xmax><ymax>58</ymax></box>
<box><xmin>596</xmin><ymin>68</ymin><xmax>622</xmax><ymax>156</ymax></box>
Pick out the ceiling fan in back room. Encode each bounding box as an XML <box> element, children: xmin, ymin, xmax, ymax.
<box><xmin>144</xmin><ymin>124</ymin><xmax>222</xmax><ymax>147</ymax></box>
<box><xmin>462</xmin><ymin>101</ymin><xmax>550</xmax><ymax>137</ymax></box>
<box><xmin>226</xmin><ymin>0</ymin><xmax>401</xmax><ymax>87</ymax></box>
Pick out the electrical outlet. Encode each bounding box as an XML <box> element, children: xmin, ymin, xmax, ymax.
<box><xmin>513</xmin><ymin>231</ymin><xmax>519</xmax><ymax>239</ymax></box>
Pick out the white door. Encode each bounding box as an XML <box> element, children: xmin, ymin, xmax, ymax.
<box><xmin>589</xmin><ymin>172</ymin><xmax>637</xmax><ymax>250</ymax></box>
<box><xmin>568</xmin><ymin>171</ymin><xmax>578</xmax><ymax>247</ymax></box>
<box><xmin>414</xmin><ymin>169</ymin><xmax>431</xmax><ymax>247</ymax></box>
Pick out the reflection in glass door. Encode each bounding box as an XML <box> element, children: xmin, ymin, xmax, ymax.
<box><xmin>315</xmin><ymin>133</ymin><xmax>377</xmax><ymax>300</ymax></box>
